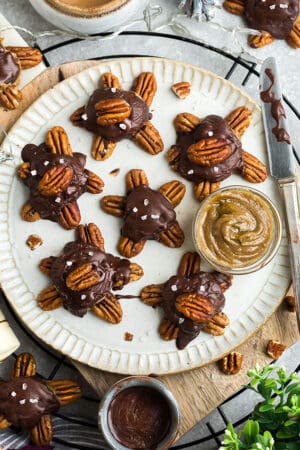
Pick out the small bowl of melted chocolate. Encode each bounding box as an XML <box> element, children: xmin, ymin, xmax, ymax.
<box><xmin>98</xmin><ymin>376</ymin><xmax>181</xmax><ymax>450</ymax></box>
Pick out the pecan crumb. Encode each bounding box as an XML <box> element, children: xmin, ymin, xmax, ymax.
<box><xmin>124</xmin><ymin>332</ymin><xmax>134</xmax><ymax>341</ymax></box>
<box><xmin>109</xmin><ymin>168</ymin><xmax>120</xmax><ymax>176</ymax></box>
<box><xmin>26</xmin><ymin>234</ymin><xmax>43</xmax><ymax>251</ymax></box>
<box><xmin>219</xmin><ymin>352</ymin><xmax>243</xmax><ymax>375</ymax></box>
<box><xmin>284</xmin><ymin>295</ymin><xmax>296</xmax><ymax>312</ymax></box>
<box><xmin>171</xmin><ymin>81</ymin><xmax>191</xmax><ymax>99</ymax></box>
<box><xmin>267</xmin><ymin>340</ymin><xmax>287</xmax><ymax>360</ymax></box>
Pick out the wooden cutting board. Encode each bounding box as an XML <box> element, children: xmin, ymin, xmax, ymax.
<box><xmin>1</xmin><ymin>60</ymin><xmax>299</xmax><ymax>440</ymax></box>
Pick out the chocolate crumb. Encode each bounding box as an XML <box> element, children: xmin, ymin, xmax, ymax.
<box><xmin>284</xmin><ymin>295</ymin><xmax>296</xmax><ymax>312</ymax></box>
<box><xmin>124</xmin><ymin>332</ymin><xmax>134</xmax><ymax>341</ymax></box>
<box><xmin>26</xmin><ymin>234</ymin><xmax>43</xmax><ymax>251</ymax></box>
<box><xmin>110</xmin><ymin>168</ymin><xmax>120</xmax><ymax>176</ymax></box>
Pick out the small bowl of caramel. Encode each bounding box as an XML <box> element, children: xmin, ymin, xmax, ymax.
<box><xmin>98</xmin><ymin>376</ymin><xmax>181</xmax><ymax>450</ymax></box>
<box><xmin>193</xmin><ymin>185</ymin><xmax>282</xmax><ymax>275</ymax></box>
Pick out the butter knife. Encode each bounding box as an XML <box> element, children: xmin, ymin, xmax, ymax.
<box><xmin>260</xmin><ymin>57</ymin><xmax>300</xmax><ymax>330</ymax></box>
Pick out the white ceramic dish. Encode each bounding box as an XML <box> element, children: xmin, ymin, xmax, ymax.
<box><xmin>0</xmin><ymin>58</ymin><xmax>290</xmax><ymax>375</ymax></box>
<box><xmin>29</xmin><ymin>0</ymin><xmax>146</xmax><ymax>34</ymax></box>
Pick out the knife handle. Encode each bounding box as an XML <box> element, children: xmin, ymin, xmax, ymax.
<box><xmin>279</xmin><ymin>180</ymin><xmax>300</xmax><ymax>330</ymax></box>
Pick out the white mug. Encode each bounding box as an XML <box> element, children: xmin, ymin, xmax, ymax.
<box><xmin>0</xmin><ymin>310</ymin><xmax>20</xmax><ymax>362</ymax></box>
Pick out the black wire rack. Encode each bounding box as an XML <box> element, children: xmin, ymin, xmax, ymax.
<box><xmin>0</xmin><ymin>31</ymin><xmax>299</xmax><ymax>450</ymax></box>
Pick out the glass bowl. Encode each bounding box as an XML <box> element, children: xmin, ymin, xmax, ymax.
<box><xmin>193</xmin><ymin>185</ymin><xmax>282</xmax><ymax>275</ymax></box>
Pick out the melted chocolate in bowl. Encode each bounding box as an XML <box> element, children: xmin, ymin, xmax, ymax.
<box><xmin>107</xmin><ymin>386</ymin><xmax>171</xmax><ymax>449</ymax></box>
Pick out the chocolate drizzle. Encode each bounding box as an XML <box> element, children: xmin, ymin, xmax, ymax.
<box><xmin>162</xmin><ymin>272</ymin><xmax>230</xmax><ymax>349</ymax></box>
<box><xmin>0</xmin><ymin>376</ymin><xmax>59</xmax><ymax>429</ymax></box>
<box><xmin>260</xmin><ymin>68</ymin><xmax>291</xmax><ymax>144</ymax></box>
<box><xmin>79</xmin><ymin>88</ymin><xmax>151</xmax><ymax>141</ymax></box>
<box><xmin>0</xmin><ymin>44</ymin><xmax>20</xmax><ymax>86</ymax></box>
<box><xmin>245</xmin><ymin>0</ymin><xmax>299</xmax><ymax>40</ymax></box>
<box><xmin>108</xmin><ymin>386</ymin><xmax>171</xmax><ymax>450</ymax></box>
<box><xmin>122</xmin><ymin>185</ymin><xmax>176</xmax><ymax>243</ymax></box>
<box><xmin>176</xmin><ymin>115</ymin><xmax>243</xmax><ymax>183</ymax></box>
<box><xmin>49</xmin><ymin>241</ymin><xmax>131</xmax><ymax>317</ymax></box>
<box><xmin>21</xmin><ymin>143</ymin><xmax>89</xmax><ymax>223</ymax></box>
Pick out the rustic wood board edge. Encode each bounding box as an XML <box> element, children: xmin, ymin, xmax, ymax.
<box><xmin>0</xmin><ymin>60</ymin><xmax>298</xmax><ymax>438</ymax></box>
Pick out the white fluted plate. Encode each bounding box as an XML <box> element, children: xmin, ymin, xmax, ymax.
<box><xmin>0</xmin><ymin>58</ymin><xmax>290</xmax><ymax>375</ymax></box>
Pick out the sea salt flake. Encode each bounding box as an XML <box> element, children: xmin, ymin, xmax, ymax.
<box><xmin>22</xmin><ymin>383</ymin><xmax>27</xmax><ymax>391</ymax></box>
<box><xmin>81</xmin><ymin>294</ymin><xmax>87</xmax><ymax>300</ymax></box>
<box><xmin>208</xmin><ymin>131</ymin><xmax>214</xmax><ymax>137</ymax></box>
<box><xmin>213</xmin><ymin>167</ymin><xmax>219</xmax><ymax>172</ymax></box>
<box><xmin>171</xmin><ymin>285</ymin><xmax>177</xmax><ymax>292</ymax></box>
<box><xmin>30</xmin><ymin>170</ymin><xmax>37</xmax><ymax>176</ymax></box>
<box><xmin>200</xmin><ymin>285</ymin><xmax>205</xmax><ymax>292</ymax></box>
<box><xmin>59</xmin><ymin>158</ymin><xmax>64</xmax><ymax>164</ymax></box>
<box><xmin>132</xmin><ymin>207</ymin><xmax>138</xmax><ymax>213</ymax></box>
<box><xmin>19</xmin><ymin>399</ymin><xmax>26</xmax><ymax>405</ymax></box>
<box><xmin>269</xmin><ymin>4</ymin><xmax>276</xmax><ymax>9</ymax></box>
<box><xmin>43</xmin><ymin>161</ymin><xmax>49</xmax><ymax>166</ymax></box>
<box><xmin>29</xmin><ymin>398</ymin><xmax>38</xmax><ymax>404</ymax></box>
<box><xmin>66</xmin><ymin>261</ymin><xmax>72</xmax><ymax>266</ymax></box>
<box><xmin>141</xmin><ymin>215</ymin><xmax>147</xmax><ymax>221</ymax></box>
<box><xmin>88</xmin><ymin>251</ymin><xmax>94</xmax><ymax>256</ymax></box>
<box><xmin>55</xmin><ymin>197</ymin><xmax>61</xmax><ymax>203</ymax></box>
<box><xmin>279</xmin><ymin>3</ymin><xmax>288</xmax><ymax>7</ymax></box>
<box><xmin>119</xmin><ymin>123</ymin><xmax>126</xmax><ymax>130</ymax></box>
<box><xmin>150</xmin><ymin>214</ymin><xmax>160</xmax><ymax>219</ymax></box>
<box><xmin>11</xmin><ymin>391</ymin><xmax>16</xmax><ymax>397</ymax></box>
<box><xmin>81</xmin><ymin>113</ymin><xmax>88</xmax><ymax>121</ymax></box>
<box><xmin>111</xmin><ymin>87</ymin><xmax>117</xmax><ymax>93</ymax></box>
<box><xmin>144</xmin><ymin>199</ymin><xmax>149</xmax><ymax>206</ymax></box>
<box><xmin>187</xmin><ymin>169</ymin><xmax>194</xmax><ymax>175</ymax></box>
<box><xmin>179</xmin><ymin>318</ymin><xmax>184</xmax><ymax>324</ymax></box>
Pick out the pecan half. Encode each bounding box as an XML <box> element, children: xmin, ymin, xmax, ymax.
<box><xmin>159</xmin><ymin>317</ymin><xmax>179</xmax><ymax>340</ymax></box>
<box><xmin>99</xmin><ymin>72</ymin><xmax>121</xmax><ymax>89</ymax></box>
<box><xmin>76</xmin><ymin>223</ymin><xmax>105</xmax><ymax>251</ymax></box>
<box><xmin>31</xmin><ymin>414</ymin><xmax>53</xmax><ymax>447</ymax></box>
<box><xmin>59</xmin><ymin>202</ymin><xmax>81</xmax><ymax>230</ymax></box>
<box><xmin>93</xmin><ymin>293</ymin><xmax>122</xmax><ymax>324</ymax></box>
<box><xmin>0</xmin><ymin>416</ymin><xmax>11</xmax><ymax>429</ymax></box>
<box><xmin>14</xmin><ymin>352</ymin><xmax>36</xmax><ymax>377</ymax></box>
<box><xmin>158</xmin><ymin>180</ymin><xmax>186</xmax><ymax>208</ymax></box>
<box><xmin>267</xmin><ymin>340</ymin><xmax>287</xmax><ymax>360</ymax></box>
<box><xmin>174</xmin><ymin>112</ymin><xmax>201</xmax><ymax>133</ymax></box>
<box><xmin>175</xmin><ymin>293</ymin><xmax>214</xmax><ymax>323</ymax></box>
<box><xmin>284</xmin><ymin>295</ymin><xmax>296</xmax><ymax>312</ymax></box>
<box><xmin>95</xmin><ymin>98</ymin><xmax>131</xmax><ymax>126</ymax></box>
<box><xmin>242</xmin><ymin>150</ymin><xmax>268</xmax><ymax>183</ymax></box>
<box><xmin>126</xmin><ymin>169</ymin><xmax>149</xmax><ymax>192</ymax></box>
<box><xmin>100</xmin><ymin>195</ymin><xmax>126</xmax><ymax>217</ymax></box>
<box><xmin>187</xmin><ymin>138</ymin><xmax>231</xmax><ymax>166</ymax></box>
<box><xmin>249</xmin><ymin>31</ymin><xmax>274</xmax><ymax>49</ymax></box>
<box><xmin>21</xmin><ymin>202</ymin><xmax>40</xmax><ymax>222</ymax></box>
<box><xmin>133</xmin><ymin>121</ymin><xmax>164</xmax><ymax>155</ymax></box>
<box><xmin>225</xmin><ymin>106</ymin><xmax>252</xmax><ymax>139</ymax></box>
<box><xmin>203</xmin><ymin>312</ymin><xmax>230</xmax><ymax>336</ymax></box>
<box><xmin>166</xmin><ymin>145</ymin><xmax>181</xmax><ymax>171</ymax></box>
<box><xmin>113</xmin><ymin>262</ymin><xmax>144</xmax><ymax>289</ymax></box>
<box><xmin>132</xmin><ymin>72</ymin><xmax>157</xmax><ymax>106</ymax></box>
<box><xmin>177</xmin><ymin>252</ymin><xmax>201</xmax><ymax>277</ymax></box>
<box><xmin>193</xmin><ymin>180</ymin><xmax>220</xmax><ymax>202</ymax></box>
<box><xmin>6</xmin><ymin>46</ymin><xmax>42</xmax><ymax>69</ymax></box>
<box><xmin>140</xmin><ymin>284</ymin><xmax>164</xmax><ymax>306</ymax></box>
<box><xmin>118</xmin><ymin>236</ymin><xmax>145</xmax><ymax>258</ymax></box>
<box><xmin>171</xmin><ymin>81</ymin><xmax>191</xmax><ymax>99</ymax></box>
<box><xmin>38</xmin><ymin>165</ymin><xmax>73</xmax><ymax>197</ymax></box>
<box><xmin>46</xmin><ymin>380</ymin><xmax>81</xmax><ymax>406</ymax></box>
<box><xmin>66</xmin><ymin>263</ymin><xmax>100</xmax><ymax>291</ymax></box>
<box><xmin>219</xmin><ymin>352</ymin><xmax>243</xmax><ymax>375</ymax></box>
<box><xmin>0</xmin><ymin>85</ymin><xmax>22</xmax><ymax>109</ymax></box>
<box><xmin>39</xmin><ymin>256</ymin><xmax>55</xmax><ymax>275</ymax></box>
<box><xmin>26</xmin><ymin>234</ymin><xmax>43</xmax><ymax>251</ymax></box>
<box><xmin>85</xmin><ymin>169</ymin><xmax>104</xmax><ymax>194</ymax></box>
<box><xmin>91</xmin><ymin>135</ymin><xmax>116</xmax><ymax>161</ymax></box>
<box><xmin>159</xmin><ymin>221</ymin><xmax>184</xmax><ymax>248</ymax></box>
<box><xmin>212</xmin><ymin>272</ymin><xmax>233</xmax><ymax>292</ymax></box>
<box><xmin>18</xmin><ymin>162</ymin><xmax>30</xmax><ymax>180</ymax></box>
<box><xmin>38</xmin><ymin>285</ymin><xmax>63</xmax><ymax>311</ymax></box>
<box><xmin>223</xmin><ymin>0</ymin><xmax>245</xmax><ymax>15</ymax></box>
<box><xmin>70</xmin><ymin>106</ymin><xmax>86</xmax><ymax>127</ymax></box>
<box><xmin>46</xmin><ymin>126</ymin><xmax>73</xmax><ymax>156</ymax></box>
<box><xmin>287</xmin><ymin>17</ymin><xmax>300</xmax><ymax>49</ymax></box>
